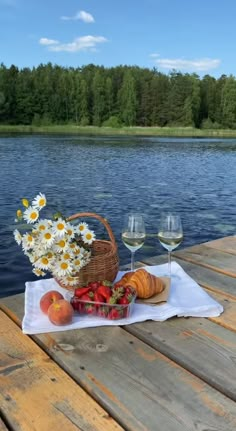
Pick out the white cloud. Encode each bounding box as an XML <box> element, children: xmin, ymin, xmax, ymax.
<box><xmin>39</xmin><ymin>38</ymin><xmax>59</xmax><ymax>46</ymax></box>
<box><xmin>150</xmin><ymin>53</ymin><xmax>160</xmax><ymax>58</ymax></box>
<box><xmin>77</xmin><ymin>11</ymin><xmax>95</xmax><ymax>23</ymax></box>
<box><xmin>152</xmin><ymin>57</ymin><xmax>221</xmax><ymax>72</ymax></box>
<box><xmin>61</xmin><ymin>10</ymin><xmax>94</xmax><ymax>23</ymax></box>
<box><xmin>40</xmin><ymin>35</ymin><xmax>107</xmax><ymax>53</ymax></box>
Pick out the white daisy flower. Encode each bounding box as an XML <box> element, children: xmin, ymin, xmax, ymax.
<box><xmin>54</xmin><ymin>258</ymin><xmax>72</xmax><ymax>277</ymax></box>
<box><xmin>33</xmin><ymin>219</ymin><xmax>52</xmax><ymax>232</ymax></box>
<box><xmin>22</xmin><ymin>233</ymin><xmax>35</xmax><ymax>251</ymax></box>
<box><xmin>62</xmin><ymin>251</ymin><xmax>73</xmax><ymax>261</ymax></box>
<box><xmin>53</xmin><ymin>218</ymin><xmax>67</xmax><ymax>237</ymax></box>
<box><xmin>65</xmin><ymin>223</ymin><xmax>75</xmax><ymax>240</ymax></box>
<box><xmin>45</xmin><ymin>251</ymin><xmax>55</xmax><ymax>261</ymax></box>
<box><xmin>33</xmin><ymin>255</ymin><xmax>52</xmax><ymax>270</ymax></box>
<box><xmin>14</xmin><ymin>229</ymin><xmax>22</xmax><ymax>245</ymax></box>
<box><xmin>32</xmin><ymin>193</ymin><xmax>47</xmax><ymax>210</ymax></box>
<box><xmin>70</xmin><ymin>246</ymin><xmax>83</xmax><ymax>259</ymax></box>
<box><xmin>73</xmin><ymin>257</ymin><xmax>85</xmax><ymax>271</ymax></box>
<box><xmin>77</xmin><ymin>222</ymin><xmax>88</xmax><ymax>234</ymax></box>
<box><xmin>40</xmin><ymin>229</ymin><xmax>55</xmax><ymax>248</ymax></box>
<box><xmin>33</xmin><ymin>268</ymin><xmax>46</xmax><ymax>277</ymax></box>
<box><xmin>82</xmin><ymin>229</ymin><xmax>96</xmax><ymax>245</ymax></box>
<box><xmin>53</xmin><ymin>238</ymin><xmax>68</xmax><ymax>253</ymax></box>
<box><xmin>23</xmin><ymin>206</ymin><xmax>39</xmax><ymax>224</ymax></box>
<box><xmin>59</xmin><ymin>275</ymin><xmax>80</xmax><ymax>286</ymax></box>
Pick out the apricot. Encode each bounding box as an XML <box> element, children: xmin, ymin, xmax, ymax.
<box><xmin>40</xmin><ymin>290</ymin><xmax>64</xmax><ymax>314</ymax></box>
<box><xmin>47</xmin><ymin>299</ymin><xmax>74</xmax><ymax>325</ymax></box>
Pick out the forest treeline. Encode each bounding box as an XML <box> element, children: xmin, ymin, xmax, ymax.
<box><xmin>1</xmin><ymin>62</ymin><xmax>236</xmax><ymax>129</ymax></box>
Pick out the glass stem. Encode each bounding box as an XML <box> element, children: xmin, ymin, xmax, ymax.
<box><xmin>168</xmin><ymin>251</ymin><xmax>171</xmax><ymax>277</ymax></box>
<box><xmin>131</xmin><ymin>251</ymin><xmax>135</xmax><ymax>271</ymax></box>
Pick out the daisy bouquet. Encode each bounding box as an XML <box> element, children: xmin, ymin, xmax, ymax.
<box><xmin>13</xmin><ymin>193</ymin><xmax>96</xmax><ymax>287</ymax></box>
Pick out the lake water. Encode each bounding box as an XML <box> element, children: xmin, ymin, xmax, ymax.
<box><xmin>1</xmin><ymin>134</ymin><xmax>236</xmax><ymax>298</ymax></box>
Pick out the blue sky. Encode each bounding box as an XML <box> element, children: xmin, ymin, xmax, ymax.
<box><xmin>0</xmin><ymin>0</ymin><xmax>235</xmax><ymax>78</ymax></box>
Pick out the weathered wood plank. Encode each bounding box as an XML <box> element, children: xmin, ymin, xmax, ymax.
<box><xmin>0</xmin><ymin>311</ymin><xmax>123</xmax><ymax>431</ymax></box>
<box><xmin>172</xmin><ymin>244</ymin><xmax>236</xmax><ymax>277</ymax></box>
<box><xmin>125</xmin><ymin>314</ymin><xmax>236</xmax><ymax>401</ymax></box>
<box><xmin>31</xmin><ymin>325</ymin><xmax>236</xmax><ymax>431</ymax></box>
<box><xmin>2</xmin><ymin>298</ymin><xmax>236</xmax><ymax>430</ymax></box>
<box><xmin>209</xmin><ymin>291</ymin><xmax>236</xmax><ymax>331</ymax></box>
<box><xmin>202</xmin><ymin>236</ymin><xmax>236</xmax><ymax>254</ymax></box>
<box><xmin>141</xmin><ymin>255</ymin><xmax>236</xmax><ymax>298</ymax></box>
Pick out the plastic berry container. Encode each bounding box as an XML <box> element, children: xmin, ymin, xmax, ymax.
<box><xmin>67</xmin><ymin>288</ymin><xmax>136</xmax><ymax>320</ymax></box>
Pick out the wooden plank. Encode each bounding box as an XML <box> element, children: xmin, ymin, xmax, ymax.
<box><xmin>172</xmin><ymin>244</ymin><xmax>236</xmax><ymax>277</ymax></box>
<box><xmin>141</xmin><ymin>255</ymin><xmax>236</xmax><ymax>298</ymax></box>
<box><xmin>203</xmin><ymin>236</ymin><xmax>236</xmax><ymax>255</ymax></box>
<box><xmin>22</xmin><ymin>326</ymin><xmax>236</xmax><ymax>430</ymax></box>
<box><xmin>125</xmin><ymin>314</ymin><xmax>236</xmax><ymax>401</ymax></box>
<box><xmin>2</xmin><ymin>298</ymin><xmax>236</xmax><ymax>430</ymax></box>
<box><xmin>0</xmin><ymin>311</ymin><xmax>123</xmax><ymax>431</ymax></box>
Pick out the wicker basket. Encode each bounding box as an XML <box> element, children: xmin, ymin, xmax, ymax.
<box><xmin>55</xmin><ymin>212</ymin><xmax>119</xmax><ymax>291</ymax></box>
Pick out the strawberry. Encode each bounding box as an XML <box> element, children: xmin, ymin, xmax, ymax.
<box><xmin>84</xmin><ymin>302</ymin><xmax>95</xmax><ymax>314</ymax></box>
<box><xmin>97</xmin><ymin>285</ymin><xmax>112</xmax><ymax>301</ymax></box>
<box><xmin>108</xmin><ymin>307</ymin><xmax>124</xmax><ymax>320</ymax></box>
<box><xmin>124</xmin><ymin>286</ymin><xmax>135</xmax><ymax>296</ymax></box>
<box><xmin>70</xmin><ymin>297</ymin><xmax>80</xmax><ymax>312</ymax></box>
<box><xmin>94</xmin><ymin>291</ymin><xmax>105</xmax><ymax>304</ymax></box>
<box><xmin>97</xmin><ymin>305</ymin><xmax>109</xmax><ymax>318</ymax></box>
<box><xmin>88</xmin><ymin>281</ymin><xmax>100</xmax><ymax>291</ymax></box>
<box><xmin>80</xmin><ymin>291</ymin><xmax>94</xmax><ymax>301</ymax></box>
<box><xmin>74</xmin><ymin>286</ymin><xmax>91</xmax><ymax>298</ymax></box>
<box><xmin>118</xmin><ymin>296</ymin><xmax>130</xmax><ymax>305</ymax></box>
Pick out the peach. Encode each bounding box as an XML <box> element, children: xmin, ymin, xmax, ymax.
<box><xmin>40</xmin><ymin>290</ymin><xmax>64</xmax><ymax>314</ymax></box>
<box><xmin>47</xmin><ymin>299</ymin><xmax>74</xmax><ymax>325</ymax></box>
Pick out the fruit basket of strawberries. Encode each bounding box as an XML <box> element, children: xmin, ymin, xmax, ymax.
<box><xmin>67</xmin><ymin>280</ymin><xmax>136</xmax><ymax>320</ymax></box>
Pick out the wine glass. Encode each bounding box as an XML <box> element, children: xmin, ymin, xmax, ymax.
<box><xmin>122</xmin><ymin>213</ymin><xmax>146</xmax><ymax>271</ymax></box>
<box><xmin>157</xmin><ymin>213</ymin><xmax>183</xmax><ymax>277</ymax></box>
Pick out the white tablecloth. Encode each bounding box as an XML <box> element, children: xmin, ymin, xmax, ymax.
<box><xmin>22</xmin><ymin>262</ymin><xmax>223</xmax><ymax>334</ymax></box>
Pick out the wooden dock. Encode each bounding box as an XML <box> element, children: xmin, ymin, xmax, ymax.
<box><xmin>1</xmin><ymin>236</ymin><xmax>236</xmax><ymax>430</ymax></box>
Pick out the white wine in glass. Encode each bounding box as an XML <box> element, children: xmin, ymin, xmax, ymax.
<box><xmin>157</xmin><ymin>213</ymin><xmax>183</xmax><ymax>277</ymax></box>
<box><xmin>122</xmin><ymin>213</ymin><xmax>146</xmax><ymax>271</ymax></box>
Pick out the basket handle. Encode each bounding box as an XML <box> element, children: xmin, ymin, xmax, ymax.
<box><xmin>67</xmin><ymin>212</ymin><xmax>117</xmax><ymax>247</ymax></box>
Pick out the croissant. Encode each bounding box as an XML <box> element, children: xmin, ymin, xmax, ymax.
<box><xmin>118</xmin><ymin>268</ymin><xmax>164</xmax><ymax>299</ymax></box>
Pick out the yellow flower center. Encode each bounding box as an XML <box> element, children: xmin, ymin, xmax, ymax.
<box><xmin>30</xmin><ymin>212</ymin><xmax>38</xmax><ymax>220</ymax></box>
<box><xmin>57</xmin><ymin>223</ymin><xmax>65</xmax><ymax>231</ymax></box>
<box><xmin>58</xmin><ymin>240</ymin><xmax>66</xmax><ymax>248</ymax></box>
<box><xmin>47</xmin><ymin>252</ymin><xmax>53</xmax><ymax>259</ymax></box>
<box><xmin>86</xmin><ymin>233</ymin><xmax>92</xmax><ymax>240</ymax></box>
<box><xmin>67</xmin><ymin>229</ymin><xmax>72</xmax><ymax>235</ymax></box>
<box><xmin>39</xmin><ymin>225</ymin><xmax>46</xmax><ymax>231</ymax></box>
<box><xmin>42</xmin><ymin>257</ymin><xmax>49</xmax><ymax>265</ymax></box>
<box><xmin>44</xmin><ymin>232</ymin><xmax>52</xmax><ymax>240</ymax></box>
<box><xmin>63</xmin><ymin>253</ymin><xmax>70</xmax><ymax>260</ymax></box>
<box><xmin>39</xmin><ymin>198</ymin><xmax>46</xmax><ymax>206</ymax></box>
<box><xmin>61</xmin><ymin>262</ymin><xmax>68</xmax><ymax>270</ymax></box>
<box><xmin>79</xmin><ymin>226</ymin><xmax>84</xmax><ymax>231</ymax></box>
<box><xmin>28</xmin><ymin>235</ymin><xmax>33</xmax><ymax>242</ymax></box>
<box><xmin>75</xmin><ymin>259</ymin><xmax>81</xmax><ymax>266</ymax></box>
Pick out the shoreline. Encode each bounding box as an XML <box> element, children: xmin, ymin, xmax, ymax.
<box><xmin>1</xmin><ymin>125</ymin><xmax>236</xmax><ymax>138</ymax></box>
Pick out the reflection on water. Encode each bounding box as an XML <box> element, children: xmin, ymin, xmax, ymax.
<box><xmin>1</xmin><ymin>134</ymin><xmax>236</xmax><ymax>297</ymax></box>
